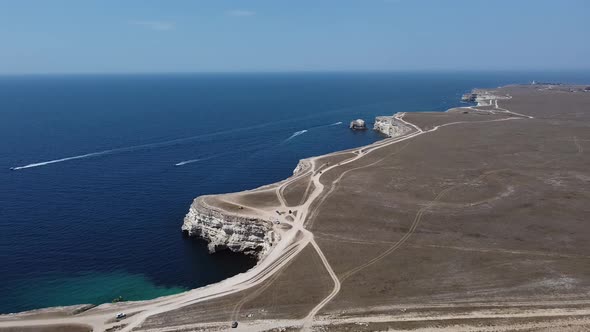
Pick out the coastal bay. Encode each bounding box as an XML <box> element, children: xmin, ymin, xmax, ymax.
<box><xmin>2</xmin><ymin>79</ymin><xmax>590</xmax><ymax>331</ymax></box>
<box><xmin>1</xmin><ymin>72</ymin><xmax>516</xmax><ymax>313</ymax></box>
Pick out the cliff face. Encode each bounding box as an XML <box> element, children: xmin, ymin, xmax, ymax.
<box><xmin>292</xmin><ymin>159</ymin><xmax>311</xmax><ymax>175</ymax></box>
<box><xmin>182</xmin><ymin>197</ymin><xmax>278</xmax><ymax>259</ymax></box>
<box><xmin>374</xmin><ymin>114</ymin><xmax>411</xmax><ymax>137</ymax></box>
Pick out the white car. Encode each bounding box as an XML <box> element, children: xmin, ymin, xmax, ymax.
<box><xmin>116</xmin><ymin>312</ymin><xmax>126</xmax><ymax>319</ymax></box>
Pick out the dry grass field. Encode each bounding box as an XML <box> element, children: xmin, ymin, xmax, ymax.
<box><xmin>2</xmin><ymin>85</ymin><xmax>590</xmax><ymax>331</ymax></box>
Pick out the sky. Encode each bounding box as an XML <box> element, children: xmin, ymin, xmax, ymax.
<box><xmin>0</xmin><ymin>0</ymin><xmax>589</xmax><ymax>74</ymax></box>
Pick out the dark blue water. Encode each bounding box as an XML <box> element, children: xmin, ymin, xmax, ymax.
<box><xmin>1</xmin><ymin>72</ymin><xmax>589</xmax><ymax>313</ymax></box>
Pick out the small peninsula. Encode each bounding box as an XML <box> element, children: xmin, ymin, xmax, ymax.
<box><xmin>2</xmin><ymin>84</ymin><xmax>590</xmax><ymax>332</ymax></box>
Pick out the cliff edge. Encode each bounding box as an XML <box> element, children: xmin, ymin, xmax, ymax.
<box><xmin>182</xmin><ymin>196</ymin><xmax>278</xmax><ymax>259</ymax></box>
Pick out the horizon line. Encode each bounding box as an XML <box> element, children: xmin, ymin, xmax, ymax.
<box><xmin>2</xmin><ymin>68</ymin><xmax>590</xmax><ymax>77</ymax></box>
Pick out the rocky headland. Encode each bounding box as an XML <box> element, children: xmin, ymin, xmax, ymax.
<box><xmin>181</xmin><ymin>196</ymin><xmax>278</xmax><ymax>258</ymax></box>
<box><xmin>3</xmin><ymin>84</ymin><xmax>590</xmax><ymax>332</ymax></box>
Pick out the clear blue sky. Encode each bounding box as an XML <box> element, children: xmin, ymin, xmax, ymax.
<box><xmin>1</xmin><ymin>0</ymin><xmax>588</xmax><ymax>74</ymax></box>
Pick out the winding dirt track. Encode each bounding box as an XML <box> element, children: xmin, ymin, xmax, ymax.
<box><xmin>299</xmin><ymin>101</ymin><xmax>532</xmax><ymax>330</ymax></box>
<box><xmin>0</xmin><ymin>95</ymin><xmax>537</xmax><ymax>332</ymax></box>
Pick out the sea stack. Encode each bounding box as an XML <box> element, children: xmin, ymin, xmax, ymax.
<box><xmin>349</xmin><ymin>119</ymin><xmax>367</xmax><ymax>130</ymax></box>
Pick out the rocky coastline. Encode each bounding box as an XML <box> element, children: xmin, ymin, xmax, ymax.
<box><xmin>373</xmin><ymin>113</ymin><xmax>412</xmax><ymax>137</ymax></box>
<box><xmin>181</xmin><ymin>196</ymin><xmax>278</xmax><ymax>259</ymax></box>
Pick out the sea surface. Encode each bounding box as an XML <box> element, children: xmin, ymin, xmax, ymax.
<box><xmin>1</xmin><ymin>71</ymin><xmax>589</xmax><ymax>314</ymax></box>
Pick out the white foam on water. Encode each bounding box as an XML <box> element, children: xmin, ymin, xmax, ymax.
<box><xmin>174</xmin><ymin>141</ymin><xmax>274</xmax><ymax>167</ymax></box>
<box><xmin>284</xmin><ymin>129</ymin><xmax>308</xmax><ymax>141</ymax></box>
<box><xmin>11</xmin><ymin>116</ymin><xmax>346</xmax><ymax>171</ymax></box>
<box><xmin>10</xmin><ymin>120</ymin><xmax>287</xmax><ymax>171</ymax></box>
<box><xmin>11</xmin><ymin>151</ymin><xmax>116</xmax><ymax>170</ymax></box>
<box><xmin>174</xmin><ymin>159</ymin><xmax>202</xmax><ymax>166</ymax></box>
<box><xmin>309</xmin><ymin>121</ymin><xmax>343</xmax><ymax>130</ymax></box>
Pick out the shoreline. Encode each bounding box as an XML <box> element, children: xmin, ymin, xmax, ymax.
<box><xmin>0</xmin><ymin>89</ymin><xmax>441</xmax><ymax>320</ymax></box>
<box><xmin>0</xmin><ymin>87</ymin><xmax>521</xmax><ymax>320</ymax></box>
<box><xmin>3</xmin><ymin>83</ymin><xmax>585</xmax><ymax>332</ymax></box>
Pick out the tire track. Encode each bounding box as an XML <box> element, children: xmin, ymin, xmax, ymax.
<box><xmin>573</xmin><ymin>136</ymin><xmax>583</xmax><ymax>154</ymax></box>
<box><xmin>339</xmin><ymin>170</ymin><xmax>504</xmax><ymax>283</ymax></box>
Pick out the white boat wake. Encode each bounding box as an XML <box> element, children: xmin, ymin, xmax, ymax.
<box><xmin>282</xmin><ymin>121</ymin><xmax>343</xmax><ymax>143</ymax></box>
<box><xmin>285</xmin><ymin>129</ymin><xmax>308</xmax><ymax>141</ymax></box>
<box><xmin>174</xmin><ymin>155</ymin><xmax>222</xmax><ymax>166</ymax></box>
<box><xmin>10</xmin><ymin>124</ymin><xmax>275</xmax><ymax>171</ymax></box>
<box><xmin>10</xmin><ymin>151</ymin><xmax>112</xmax><ymax>170</ymax></box>
<box><xmin>174</xmin><ymin>142</ymin><xmax>273</xmax><ymax>167</ymax></box>
<box><xmin>312</xmin><ymin>121</ymin><xmax>343</xmax><ymax>129</ymax></box>
<box><xmin>174</xmin><ymin>159</ymin><xmax>202</xmax><ymax>166</ymax></box>
<box><xmin>11</xmin><ymin>119</ymin><xmax>343</xmax><ymax>170</ymax></box>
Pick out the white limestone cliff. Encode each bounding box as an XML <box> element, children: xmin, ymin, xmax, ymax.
<box><xmin>374</xmin><ymin>114</ymin><xmax>411</xmax><ymax>137</ymax></box>
<box><xmin>292</xmin><ymin>159</ymin><xmax>311</xmax><ymax>175</ymax></box>
<box><xmin>182</xmin><ymin>197</ymin><xmax>278</xmax><ymax>259</ymax></box>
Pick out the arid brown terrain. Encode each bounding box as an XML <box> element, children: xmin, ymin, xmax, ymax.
<box><xmin>2</xmin><ymin>84</ymin><xmax>589</xmax><ymax>331</ymax></box>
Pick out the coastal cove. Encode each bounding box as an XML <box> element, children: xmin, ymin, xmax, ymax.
<box><xmin>2</xmin><ymin>72</ymin><xmax>590</xmax><ymax>314</ymax></box>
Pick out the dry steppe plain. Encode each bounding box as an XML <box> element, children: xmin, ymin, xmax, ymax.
<box><xmin>2</xmin><ymin>84</ymin><xmax>590</xmax><ymax>331</ymax></box>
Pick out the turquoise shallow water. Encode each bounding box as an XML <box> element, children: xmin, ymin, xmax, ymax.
<box><xmin>8</xmin><ymin>272</ymin><xmax>186</xmax><ymax>309</ymax></box>
<box><xmin>1</xmin><ymin>71</ymin><xmax>589</xmax><ymax>313</ymax></box>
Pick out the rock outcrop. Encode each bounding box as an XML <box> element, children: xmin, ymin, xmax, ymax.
<box><xmin>182</xmin><ymin>197</ymin><xmax>278</xmax><ymax>259</ymax></box>
<box><xmin>292</xmin><ymin>159</ymin><xmax>311</xmax><ymax>175</ymax></box>
<box><xmin>349</xmin><ymin>119</ymin><xmax>367</xmax><ymax>130</ymax></box>
<box><xmin>374</xmin><ymin>114</ymin><xmax>411</xmax><ymax>137</ymax></box>
<box><xmin>462</xmin><ymin>92</ymin><xmax>478</xmax><ymax>102</ymax></box>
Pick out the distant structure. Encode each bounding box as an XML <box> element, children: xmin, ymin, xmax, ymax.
<box><xmin>531</xmin><ymin>80</ymin><xmax>562</xmax><ymax>86</ymax></box>
<box><xmin>349</xmin><ymin>119</ymin><xmax>367</xmax><ymax>130</ymax></box>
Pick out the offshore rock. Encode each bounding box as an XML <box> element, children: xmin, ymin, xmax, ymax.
<box><xmin>349</xmin><ymin>119</ymin><xmax>367</xmax><ymax>130</ymax></box>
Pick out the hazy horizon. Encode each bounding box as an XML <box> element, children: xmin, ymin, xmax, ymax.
<box><xmin>2</xmin><ymin>69</ymin><xmax>590</xmax><ymax>78</ymax></box>
<box><xmin>1</xmin><ymin>0</ymin><xmax>588</xmax><ymax>74</ymax></box>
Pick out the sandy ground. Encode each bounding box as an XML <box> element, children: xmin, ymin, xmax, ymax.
<box><xmin>2</xmin><ymin>84</ymin><xmax>590</xmax><ymax>331</ymax></box>
<box><xmin>0</xmin><ymin>325</ymin><xmax>92</xmax><ymax>332</ymax></box>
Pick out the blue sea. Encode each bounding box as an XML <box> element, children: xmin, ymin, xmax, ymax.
<box><xmin>1</xmin><ymin>71</ymin><xmax>589</xmax><ymax>314</ymax></box>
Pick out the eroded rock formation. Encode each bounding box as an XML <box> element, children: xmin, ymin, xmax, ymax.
<box><xmin>374</xmin><ymin>114</ymin><xmax>411</xmax><ymax>137</ymax></box>
<box><xmin>182</xmin><ymin>197</ymin><xmax>278</xmax><ymax>259</ymax></box>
